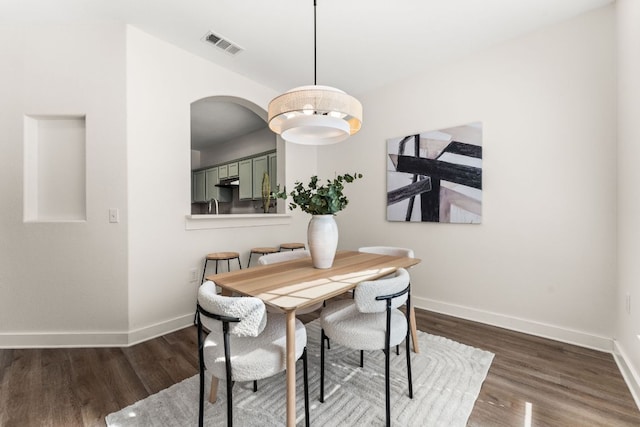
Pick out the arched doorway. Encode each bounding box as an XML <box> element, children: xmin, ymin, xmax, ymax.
<box><xmin>190</xmin><ymin>96</ymin><xmax>280</xmax><ymax>214</ymax></box>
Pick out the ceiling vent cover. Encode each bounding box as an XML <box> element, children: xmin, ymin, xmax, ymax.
<box><xmin>202</xmin><ymin>31</ymin><xmax>243</xmax><ymax>56</ymax></box>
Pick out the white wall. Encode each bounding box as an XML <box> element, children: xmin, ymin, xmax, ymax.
<box><xmin>616</xmin><ymin>0</ymin><xmax>640</xmax><ymax>405</ymax></box>
<box><xmin>0</xmin><ymin>22</ymin><xmax>129</xmax><ymax>346</ymax></box>
<box><xmin>321</xmin><ymin>6</ymin><xmax>617</xmax><ymax>350</ymax></box>
<box><xmin>126</xmin><ymin>27</ymin><xmax>315</xmax><ymax>341</ymax></box>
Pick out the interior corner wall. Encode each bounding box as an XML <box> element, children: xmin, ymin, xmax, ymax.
<box><xmin>616</xmin><ymin>0</ymin><xmax>640</xmax><ymax>404</ymax></box>
<box><xmin>0</xmin><ymin>22</ymin><xmax>129</xmax><ymax>347</ymax></box>
<box><xmin>125</xmin><ymin>26</ymin><xmax>316</xmax><ymax>341</ymax></box>
<box><xmin>320</xmin><ymin>6</ymin><xmax>616</xmax><ymax>350</ymax></box>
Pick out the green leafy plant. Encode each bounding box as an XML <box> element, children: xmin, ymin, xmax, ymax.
<box><xmin>275</xmin><ymin>173</ymin><xmax>363</xmax><ymax>215</ymax></box>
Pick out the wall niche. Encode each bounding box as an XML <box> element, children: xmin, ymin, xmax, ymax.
<box><xmin>23</xmin><ymin>115</ymin><xmax>87</xmax><ymax>222</ymax></box>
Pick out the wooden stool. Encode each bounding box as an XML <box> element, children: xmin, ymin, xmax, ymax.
<box><xmin>279</xmin><ymin>242</ymin><xmax>306</xmax><ymax>251</ymax></box>
<box><xmin>247</xmin><ymin>247</ymin><xmax>278</xmax><ymax>267</ymax></box>
<box><xmin>201</xmin><ymin>252</ymin><xmax>241</xmax><ymax>284</ymax></box>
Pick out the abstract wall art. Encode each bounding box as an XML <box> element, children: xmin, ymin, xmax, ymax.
<box><xmin>386</xmin><ymin>122</ymin><xmax>483</xmax><ymax>224</ymax></box>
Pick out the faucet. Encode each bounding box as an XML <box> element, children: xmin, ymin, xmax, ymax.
<box><xmin>208</xmin><ymin>198</ymin><xmax>219</xmax><ymax>215</ymax></box>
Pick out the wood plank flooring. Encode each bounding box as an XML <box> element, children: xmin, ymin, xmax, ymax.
<box><xmin>1</xmin><ymin>308</ymin><xmax>638</xmax><ymax>426</ymax></box>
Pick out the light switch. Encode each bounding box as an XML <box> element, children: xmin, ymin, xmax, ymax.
<box><xmin>109</xmin><ymin>208</ymin><xmax>119</xmax><ymax>223</ymax></box>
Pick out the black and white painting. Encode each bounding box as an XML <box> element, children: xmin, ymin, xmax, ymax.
<box><xmin>386</xmin><ymin>122</ymin><xmax>482</xmax><ymax>223</ymax></box>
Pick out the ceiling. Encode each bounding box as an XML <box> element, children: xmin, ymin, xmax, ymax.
<box><xmin>2</xmin><ymin>0</ymin><xmax>613</xmax><ymax>147</ymax></box>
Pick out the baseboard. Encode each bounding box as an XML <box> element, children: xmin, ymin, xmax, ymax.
<box><xmin>0</xmin><ymin>314</ymin><xmax>193</xmax><ymax>348</ymax></box>
<box><xmin>613</xmin><ymin>340</ymin><xmax>640</xmax><ymax>411</ymax></box>
<box><xmin>0</xmin><ymin>331</ymin><xmax>129</xmax><ymax>348</ymax></box>
<box><xmin>413</xmin><ymin>296</ymin><xmax>614</xmax><ymax>353</ymax></box>
<box><xmin>127</xmin><ymin>314</ymin><xmax>194</xmax><ymax>346</ymax></box>
<box><xmin>0</xmin><ymin>300</ymin><xmax>616</xmax><ymax>355</ymax></box>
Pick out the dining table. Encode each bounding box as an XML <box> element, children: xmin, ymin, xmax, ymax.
<box><xmin>207</xmin><ymin>249</ymin><xmax>421</xmax><ymax>427</ymax></box>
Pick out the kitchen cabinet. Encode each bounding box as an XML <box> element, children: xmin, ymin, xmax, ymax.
<box><xmin>198</xmin><ymin>167</ymin><xmax>231</xmax><ymax>203</ymax></box>
<box><xmin>268</xmin><ymin>153</ymin><xmax>277</xmax><ymax>192</ymax></box>
<box><xmin>218</xmin><ymin>164</ymin><xmax>228</xmax><ymax>180</ymax></box>
<box><xmin>252</xmin><ymin>155</ymin><xmax>269</xmax><ymax>200</ymax></box>
<box><xmin>204</xmin><ymin>167</ymin><xmax>219</xmax><ymax>201</ymax></box>
<box><xmin>238</xmin><ymin>159</ymin><xmax>253</xmax><ymax>200</ymax></box>
<box><xmin>193</xmin><ymin>170</ymin><xmax>206</xmax><ymax>202</ymax></box>
<box><xmin>228</xmin><ymin>162</ymin><xmax>239</xmax><ymax>177</ymax></box>
<box><xmin>196</xmin><ymin>151</ymin><xmax>275</xmax><ymax>204</ymax></box>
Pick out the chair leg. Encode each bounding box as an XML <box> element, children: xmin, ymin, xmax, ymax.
<box><xmin>384</xmin><ymin>338</ymin><xmax>391</xmax><ymax>427</ymax></box>
<box><xmin>409</xmin><ymin>304</ymin><xmax>419</xmax><ymax>353</ymax></box>
<box><xmin>406</xmin><ymin>331</ymin><xmax>413</xmax><ymax>399</ymax></box>
<box><xmin>237</xmin><ymin>257</ymin><xmax>242</xmax><ymax>270</ymax></box>
<box><xmin>360</xmin><ymin>350</ymin><xmax>364</xmax><ymax>368</ymax></box>
<box><xmin>198</xmin><ymin>370</ymin><xmax>205</xmax><ymax>427</ymax></box>
<box><xmin>223</xmin><ymin>326</ymin><xmax>234</xmax><ymax>427</ymax></box>
<box><xmin>320</xmin><ymin>329</ymin><xmax>326</xmax><ymax>403</ymax></box>
<box><xmin>406</xmin><ymin>291</ymin><xmax>414</xmax><ymax>398</ymax></box>
<box><xmin>195</xmin><ymin>260</ymin><xmax>209</xmax><ymax>324</ymax></box>
<box><xmin>303</xmin><ymin>347</ymin><xmax>310</xmax><ymax>427</ymax></box>
<box><xmin>253</xmin><ymin>380</ymin><xmax>258</xmax><ymax>392</ymax></box>
<box><xmin>197</xmin><ymin>321</ymin><xmax>205</xmax><ymax>427</ymax></box>
<box><xmin>200</xmin><ymin>259</ymin><xmax>209</xmax><ymax>285</ymax></box>
<box><xmin>384</xmin><ymin>302</ymin><xmax>392</xmax><ymax>427</ymax></box>
<box><xmin>246</xmin><ymin>253</ymin><xmax>252</xmax><ymax>268</ymax></box>
<box><xmin>396</xmin><ymin>344</ymin><xmax>399</xmax><ymax>356</ymax></box>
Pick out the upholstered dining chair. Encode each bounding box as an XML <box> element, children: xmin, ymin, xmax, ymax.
<box><xmin>358</xmin><ymin>246</ymin><xmax>419</xmax><ymax>353</ymax></box>
<box><xmin>258</xmin><ymin>249</ymin><xmax>324</xmax><ymax>316</ymax></box>
<box><xmin>196</xmin><ymin>281</ymin><xmax>310</xmax><ymax>427</ymax></box>
<box><xmin>319</xmin><ymin>268</ymin><xmax>413</xmax><ymax>427</ymax></box>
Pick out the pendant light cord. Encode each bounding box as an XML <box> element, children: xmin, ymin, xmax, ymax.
<box><xmin>314</xmin><ymin>0</ymin><xmax>317</xmax><ymax>85</ymax></box>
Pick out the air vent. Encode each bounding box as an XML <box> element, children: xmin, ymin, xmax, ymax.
<box><xmin>202</xmin><ymin>31</ymin><xmax>243</xmax><ymax>56</ymax></box>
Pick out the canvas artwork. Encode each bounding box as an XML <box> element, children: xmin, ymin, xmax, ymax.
<box><xmin>386</xmin><ymin>122</ymin><xmax>483</xmax><ymax>223</ymax></box>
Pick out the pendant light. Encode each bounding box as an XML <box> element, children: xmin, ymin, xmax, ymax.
<box><xmin>267</xmin><ymin>0</ymin><xmax>362</xmax><ymax>145</ymax></box>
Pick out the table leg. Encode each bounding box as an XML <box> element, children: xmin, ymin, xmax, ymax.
<box><xmin>209</xmin><ymin>376</ymin><xmax>219</xmax><ymax>403</ymax></box>
<box><xmin>410</xmin><ymin>304</ymin><xmax>420</xmax><ymax>353</ymax></box>
<box><xmin>285</xmin><ymin>310</ymin><xmax>296</xmax><ymax>427</ymax></box>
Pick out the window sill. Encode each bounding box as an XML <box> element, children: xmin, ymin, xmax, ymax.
<box><xmin>185</xmin><ymin>213</ymin><xmax>292</xmax><ymax>230</ymax></box>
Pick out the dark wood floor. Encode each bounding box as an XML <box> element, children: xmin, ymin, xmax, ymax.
<box><xmin>1</xmin><ymin>307</ymin><xmax>639</xmax><ymax>426</ymax></box>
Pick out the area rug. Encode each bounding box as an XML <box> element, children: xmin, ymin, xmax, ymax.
<box><xmin>106</xmin><ymin>319</ymin><xmax>493</xmax><ymax>426</ymax></box>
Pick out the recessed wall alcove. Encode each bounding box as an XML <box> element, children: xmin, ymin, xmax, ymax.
<box><xmin>23</xmin><ymin>115</ymin><xmax>87</xmax><ymax>222</ymax></box>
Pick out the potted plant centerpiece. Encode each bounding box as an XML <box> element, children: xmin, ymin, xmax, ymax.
<box><xmin>276</xmin><ymin>173</ymin><xmax>362</xmax><ymax>268</ymax></box>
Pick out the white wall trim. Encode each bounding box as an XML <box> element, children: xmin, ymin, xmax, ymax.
<box><xmin>0</xmin><ymin>314</ymin><xmax>193</xmax><ymax>349</ymax></box>
<box><xmin>613</xmin><ymin>340</ymin><xmax>640</xmax><ymax>411</ymax></box>
<box><xmin>414</xmin><ymin>296</ymin><xmax>614</xmax><ymax>353</ymax></box>
<box><xmin>185</xmin><ymin>213</ymin><xmax>291</xmax><ymax>230</ymax></box>
<box><xmin>0</xmin><ymin>331</ymin><xmax>129</xmax><ymax>348</ymax></box>
<box><xmin>127</xmin><ymin>314</ymin><xmax>193</xmax><ymax>346</ymax></box>
<box><xmin>0</xmin><ymin>299</ymin><xmax>619</xmax><ymax>358</ymax></box>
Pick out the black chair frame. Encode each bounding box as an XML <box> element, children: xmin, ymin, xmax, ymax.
<box><xmin>320</xmin><ymin>284</ymin><xmax>413</xmax><ymax>427</ymax></box>
<box><xmin>195</xmin><ymin>256</ymin><xmax>242</xmax><ymax>325</ymax></box>
<box><xmin>197</xmin><ymin>303</ymin><xmax>310</xmax><ymax>427</ymax></box>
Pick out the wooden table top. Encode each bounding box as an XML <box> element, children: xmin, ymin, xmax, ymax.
<box><xmin>207</xmin><ymin>250</ymin><xmax>421</xmax><ymax>312</ymax></box>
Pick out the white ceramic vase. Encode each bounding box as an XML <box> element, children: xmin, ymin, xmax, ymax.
<box><xmin>307</xmin><ymin>214</ymin><xmax>339</xmax><ymax>269</ymax></box>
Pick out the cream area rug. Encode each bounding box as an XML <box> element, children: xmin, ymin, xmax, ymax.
<box><xmin>106</xmin><ymin>319</ymin><xmax>494</xmax><ymax>426</ymax></box>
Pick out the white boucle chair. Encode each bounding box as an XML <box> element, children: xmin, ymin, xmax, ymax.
<box><xmin>358</xmin><ymin>246</ymin><xmax>419</xmax><ymax>354</ymax></box>
<box><xmin>258</xmin><ymin>250</ymin><xmax>324</xmax><ymax>315</ymax></box>
<box><xmin>319</xmin><ymin>268</ymin><xmax>413</xmax><ymax>427</ymax></box>
<box><xmin>196</xmin><ymin>281</ymin><xmax>310</xmax><ymax>427</ymax></box>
